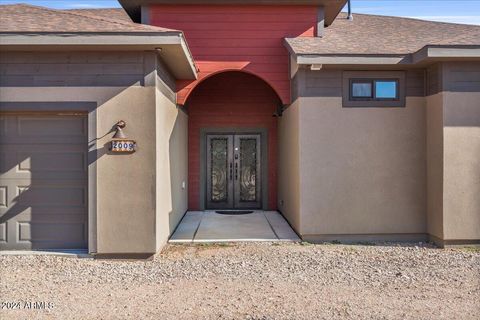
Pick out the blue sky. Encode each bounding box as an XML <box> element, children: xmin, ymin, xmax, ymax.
<box><xmin>1</xmin><ymin>0</ymin><xmax>480</xmax><ymax>25</ymax></box>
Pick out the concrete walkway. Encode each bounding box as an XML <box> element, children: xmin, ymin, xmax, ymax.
<box><xmin>169</xmin><ymin>211</ymin><xmax>300</xmax><ymax>243</ymax></box>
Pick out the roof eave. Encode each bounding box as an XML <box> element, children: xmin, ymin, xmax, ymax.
<box><xmin>118</xmin><ymin>0</ymin><xmax>347</xmax><ymax>25</ymax></box>
<box><xmin>412</xmin><ymin>45</ymin><xmax>480</xmax><ymax>64</ymax></box>
<box><xmin>288</xmin><ymin>44</ymin><xmax>480</xmax><ymax>66</ymax></box>
<box><xmin>0</xmin><ymin>32</ymin><xmax>197</xmax><ymax>80</ymax></box>
<box><xmin>295</xmin><ymin>54</ymin><xmax>411</xmax><ymax>65</ymax></box>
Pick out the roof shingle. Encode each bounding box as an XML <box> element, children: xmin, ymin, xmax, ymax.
<box><xmin>65</xmin><ymin>8</ymin><xmax>133</xmax><ymax>23</ymax></box>
<box><xmin>286</xmin><ymin>13</ymin><xmax>480</xmax><ymax>55</ymax></box>
<box><xmin>0</xmin><ymin>4</ymin><xmax>176</xmax><ymax>33</ymax></box>
<box><xmin>2</xmin><ymin>5</ymin><xmax>478</xmax><ymax>55</ymax></box>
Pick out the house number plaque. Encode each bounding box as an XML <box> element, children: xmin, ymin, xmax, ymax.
<box><xmin>110</xmin><ymin>139</ymin><xmax>136</xmax><ymax>153</ymax></box>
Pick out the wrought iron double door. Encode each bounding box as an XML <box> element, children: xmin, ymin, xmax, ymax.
<box><xmin>206</xmin><ymin>134</ymin><xmax>261</xmax><ymax>209</ymax></box>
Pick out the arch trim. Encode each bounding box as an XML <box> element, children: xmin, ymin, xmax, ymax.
<box><xmin>178</xmin><ymin>68</ymin><xmax>287</xmax><ymax>106</ymax></box>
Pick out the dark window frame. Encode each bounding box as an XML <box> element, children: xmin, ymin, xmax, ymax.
<box><xmin>350</xmin><ymin>79</ymin><xmax>374</xmax><ymax>100</ymax></box>
<box><xmin>350</xmin><ymin>79</ymin><xmax>400</xmax><ymax>101</ymax></box>
<box><xmin>342</xmin><ymin>71</ymin><xmax>406</xmax><ymax>108</ymax></box>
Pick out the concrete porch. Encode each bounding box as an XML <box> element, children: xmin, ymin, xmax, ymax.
<box><xmin>169</xmin><ymin>211</ymin><xmax>300</xmax><ymax>243</ymax></box>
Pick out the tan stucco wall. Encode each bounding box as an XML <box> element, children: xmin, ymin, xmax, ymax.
<box><xmin>277</xmin><ymin>100</ymin><xmax>301</xmax><ymax>233</ymax></box>
<box><xmin>155</xmin><ymin>78</ymin><xmax>188</xmax><ymax>249</ymax></box>
<box><xmin>443</xmin><ymin>91</ymin><xmax>480</xmax><ymax>241</ymax></box>
<box><xmin>426</xmin><ymin>93</ymin><xmax>444</xmax><ymax>240</ymax></box>
<box><xmin>425</xmin><ymin>62</ymin><xmax>480</xmax><ymax>244</ymax></box>
<box><xmin>297</xmin><ymin>96</ymin><xmax>427</xmax><ymax>239</ymax></box>
<box><xmin>0</xmin><ymin>50</ymin><xmax>188</xmax><ymax>254</ymax></box>
<box><xmin>95</xmin><ymin>87</ymin><xmax>157</xmax><ymax>253</ymax></box>
<box><xmin>0</xmin><ymin>86</ymin><xmax>159</xmax><ymax>253</ymax></box>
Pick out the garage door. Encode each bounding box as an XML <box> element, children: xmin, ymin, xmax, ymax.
<box><xmin>0</xmin><ymin>114</ymin><xmax>88</xmax><ymax>250</ymax></box>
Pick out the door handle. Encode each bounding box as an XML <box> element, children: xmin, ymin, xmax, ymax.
<box><xmin>235</xmin><ymin>162</ymin><xmax>238</xmax><ymax>180</ymax></box>
<box><xmin>229</xmin><ymin>163</ymin><xmax>233</xmax><ymax>180</ymax></box>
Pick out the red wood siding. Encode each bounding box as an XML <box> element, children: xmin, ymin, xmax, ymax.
<box><xmin>187</xmin><ymin>72</ymin><xmax>279</xmax><ymax>210</ymax></box>
<box><xmin>149</xmin><ymin>5</ymin><xmax>318</xmax><ymax>105</ymax></box>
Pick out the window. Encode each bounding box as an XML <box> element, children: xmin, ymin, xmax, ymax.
<box><xmin>350</xmin><ymin>79</ymin><xmax>399</xmax><ymax>101</ymax></box>
<box><xmin>343</xmin><ymin>71</ymin><xmax>405</xmax><ymax>108</ymax></box>
<box><xmin>375</xmin><ymin>80</ymin><xmax>398</xmax><ymax>99</ymax></box>
<box><xmin>351</xmin><ymin>81</ymin><xmax>373</xmax><ymax>98</ymax></box>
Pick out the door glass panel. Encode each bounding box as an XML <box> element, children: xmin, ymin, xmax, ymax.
<box><xmin>210</xmin><ymin>138</ymin><xmax>228</xmax><ymax>202</ymax></box>
<box><xmin>239</xmin><ymin>138</ymin><xmax>257</xmax><ymax>202</ymax></box>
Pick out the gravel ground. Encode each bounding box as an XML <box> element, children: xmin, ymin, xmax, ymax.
<box><xmin>1</xmin><ymin>242</ymin><xmax>479</xmax><ymax>320</ymax></box>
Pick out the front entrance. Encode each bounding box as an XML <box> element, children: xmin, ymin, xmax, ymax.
<box><xmin>206</xmin><ymin>134</ymin><xmax>261</xmax><ymax>209</ymax></box>
<box><xmin>187</xmin><ymin>71</ymin><xmax>280</xmax><ymax>210</ymax></box>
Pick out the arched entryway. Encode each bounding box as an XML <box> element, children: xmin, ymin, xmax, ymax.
<box><xmin>184</xmin><ymin>71</ymin><xmax>282</xmax><ymax>210</ymax></box>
